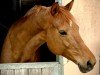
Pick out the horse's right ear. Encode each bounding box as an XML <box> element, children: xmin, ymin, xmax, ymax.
<box><xmin>51</xmin><ymin>2</ymin><xmax>59</xmax><ymax>16</ymax></box>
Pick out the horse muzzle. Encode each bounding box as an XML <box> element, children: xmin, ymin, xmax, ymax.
<box><xmin>78</xmin><ymin>60</ymin><xmax>95</xmax><ymax>73</ymax></box>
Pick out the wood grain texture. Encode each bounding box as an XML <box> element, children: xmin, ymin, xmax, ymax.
<box><xmin>20</xmin><ymin>69</ymin><xmax>29</xmax><ymax>75</ymax></box>
<box><xmin>1</xmin><ymin>70</ymin><xmax>8</xmax><ymax>75</ymax></box>
<box><xmin>1</xmin><ymin>70</ymin><xmax>14</xmax><ymax>75</ymax></box>
<box><xmin>0</xmin><ymin>62</ymin><xmax>62</xmax><ymax>75</ymax></box>
<box><xmin>15</xmin><ymin>69</ymin><xmax>20</xmax><ymax>75</ymax></box>
<box><xmin>29</xmin><ymin>69</ymin><xmax>41</xmax><ymax>75</ymax></box>
<box><xmin>42</xmin><ymin>68</ymin><xmax>54</xmax><ymax>75</ymax></box>
<box><xmin>0</xmin><ymin>62</ymin><xmax>59</xmax><ymax>69</ymax></box>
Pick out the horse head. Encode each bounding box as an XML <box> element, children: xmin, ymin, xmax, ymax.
<box><xmin>37</xmin><ymin>0</ymin><xmax>96</xmax><ymax>73</ymax></box>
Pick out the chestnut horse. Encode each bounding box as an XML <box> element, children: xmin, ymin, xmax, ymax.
<box><xmin>0</xmin><ymin>0</ymin><xmax>96</xmax><ymax>73</ymax></box>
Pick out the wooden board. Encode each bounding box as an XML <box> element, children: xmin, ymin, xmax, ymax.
<box><xmin>0</xmin><ymin>62</ymin><xmax>63</xmax><ymax>75</ymax></box>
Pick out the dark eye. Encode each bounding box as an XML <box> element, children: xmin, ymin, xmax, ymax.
<box><xmin>59</xmin><ymin>30</ymin><xmax>67</xmax><ymax>35</ymax></box>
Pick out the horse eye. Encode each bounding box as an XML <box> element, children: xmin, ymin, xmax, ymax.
<box><xmin>59</xmin><ymin>30</ymin><xmax>67</xmax><ymax>35</ymax></box>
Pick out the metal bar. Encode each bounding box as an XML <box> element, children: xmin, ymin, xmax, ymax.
<box><xmin>19</xmin><ymin>0</ymin><xmax>21</xmax><ymax>11</ymax></box>
<box><xmin>55</xmin><ymin>0</ymin><xmax>62</xmax><ymax>5</ymax></box>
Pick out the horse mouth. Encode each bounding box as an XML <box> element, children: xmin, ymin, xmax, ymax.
<box><xmin>78</xmin><ymin>64</ymin><xmax>93</xmax><ymax>73</ymax></box>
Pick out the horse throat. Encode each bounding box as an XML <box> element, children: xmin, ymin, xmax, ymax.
<box><xmin>20</xmin><ymin>31</ymin><xmax>46</xmax><ymax>62</ymax></box>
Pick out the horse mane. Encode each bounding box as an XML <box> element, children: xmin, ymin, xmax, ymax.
<box><xmin>15</xmin><ymin>4</ymin><xmax>77</xmax><ymax>25</ymax></box>
<box><xmin>12</xmin><ymin>5</ymin><xmax>43</xmax><ymax>27</ymax></box>
<box><xmin>24</xmin><ymin>5</ymin><xmax>42</xmax><ymax>17</ymax></box>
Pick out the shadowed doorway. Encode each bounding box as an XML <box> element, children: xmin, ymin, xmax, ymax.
<box><xmin>0</xmin><ymin>0</ymin><xmax>56</xmax><ymax>62</ymax></box>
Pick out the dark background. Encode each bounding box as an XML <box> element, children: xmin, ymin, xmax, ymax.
<box><xmin>0</xmin><ymin>0</ymin><xmax>56</xmax><ymax>62</ymax></box>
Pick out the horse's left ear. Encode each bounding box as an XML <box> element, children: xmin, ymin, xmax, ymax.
<box><xmin>51</xmin><ymin>2</ymin><xmax>59</xmax><ymax>16</ymax></box>
<box><xmin>65</xmin><ymin>0</ymin><xmax>74</xmax><ymax>11</ymax></box>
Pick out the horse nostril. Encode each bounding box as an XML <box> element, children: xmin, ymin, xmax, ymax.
<box><xmin>87</xmin><ymin>60</ymin><xmax>93</xmax><ymax>70</ymax></box>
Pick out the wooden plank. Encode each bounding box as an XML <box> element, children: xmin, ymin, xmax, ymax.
<box><xmin>1</xmin><ymin>70</ymin><xmax>8</xmax><ymax>75</ymax></box>
<box><xmin>20</xmin><ymin>69</ymin><xmax>29</xmax><ymax>75</ymax></box>
<box><xmin>7</xmin><ymin>70</ymin><xmax>14</xmax><ymax>75</ymax></box>
<box><xmin>42</xmin><ymin>67</ymin><xmax>54</xmax><ymax>75</ymax></box>
<box><xmin>29</xmin><ymin>68</ymin><xmax>41</xmax><ymax>75</ymax></box>
<box><xmin>1</xmin><ymin>70</ymin><xmax>14</xmax><ymax>75</ymax></box>
<box><xmin>0</xmin><ymin>62</ymin><xmax>58</xmax><ymax>70</ymax></box>
<box><xmin>0</xmin><ymin>62</ymin><xmax>63</xmax><ymax>75</ymax></box>
<box><xmin>15</xmin><ymin>69</ymin><xmax>20</xmax><ymax>75</ymax></box>
<box><xmin>58</xmin><ymin>64</ymin><xmax>63</xmax><ymax>75</ymax></box>
<box><xmin>53</xmin><ymin>64</ymin><xmax>59</xmax><ymax>75</ymax></box>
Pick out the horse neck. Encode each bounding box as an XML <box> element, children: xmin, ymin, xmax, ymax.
<box><xmin>21</xmin><ymin>14</ymin><xmax>46</xmax><ymax>45</ymax></box>
<box><xmin>13</xmin><ymin>13</ymin><xmax>43</xmax><ymax>37</ymax></box>
<box><xmin>15</xmin><ymin>15</ymin><xmax>46</xmax><ymax>62</ymax></box>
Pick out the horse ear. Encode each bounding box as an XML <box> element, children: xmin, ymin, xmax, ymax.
<box><xmin>51</xmin><ymin>2</ymin><xmax>59</xmax><ymax>16</ymax></box>
<box><xmin>65</xmin><ymin>0</ymin><xmax>74</xmax><ymax>11</ymax></box>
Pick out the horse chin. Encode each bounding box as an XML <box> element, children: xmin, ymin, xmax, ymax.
<box><xmin>78</xmin><ymin>64</ymin><xmax>93</xmax><ymax>73</ymax></box>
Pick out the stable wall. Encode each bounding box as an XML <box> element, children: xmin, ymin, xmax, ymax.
<box><xmin>62</xmin><ymin>0</ymin><xmax>100</xmax><ymax>75</ymax></box>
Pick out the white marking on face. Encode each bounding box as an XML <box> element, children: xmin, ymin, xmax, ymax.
<box><xmin>70</xmin><ymin>20</ymin><xmax>73</xmax><ymax>27</ymax></box>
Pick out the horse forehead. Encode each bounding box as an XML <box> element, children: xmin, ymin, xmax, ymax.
<box><xmin>54</xmin><ymin>15</ymin><xmax>73</xmax><ymax>29</ymax></box>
